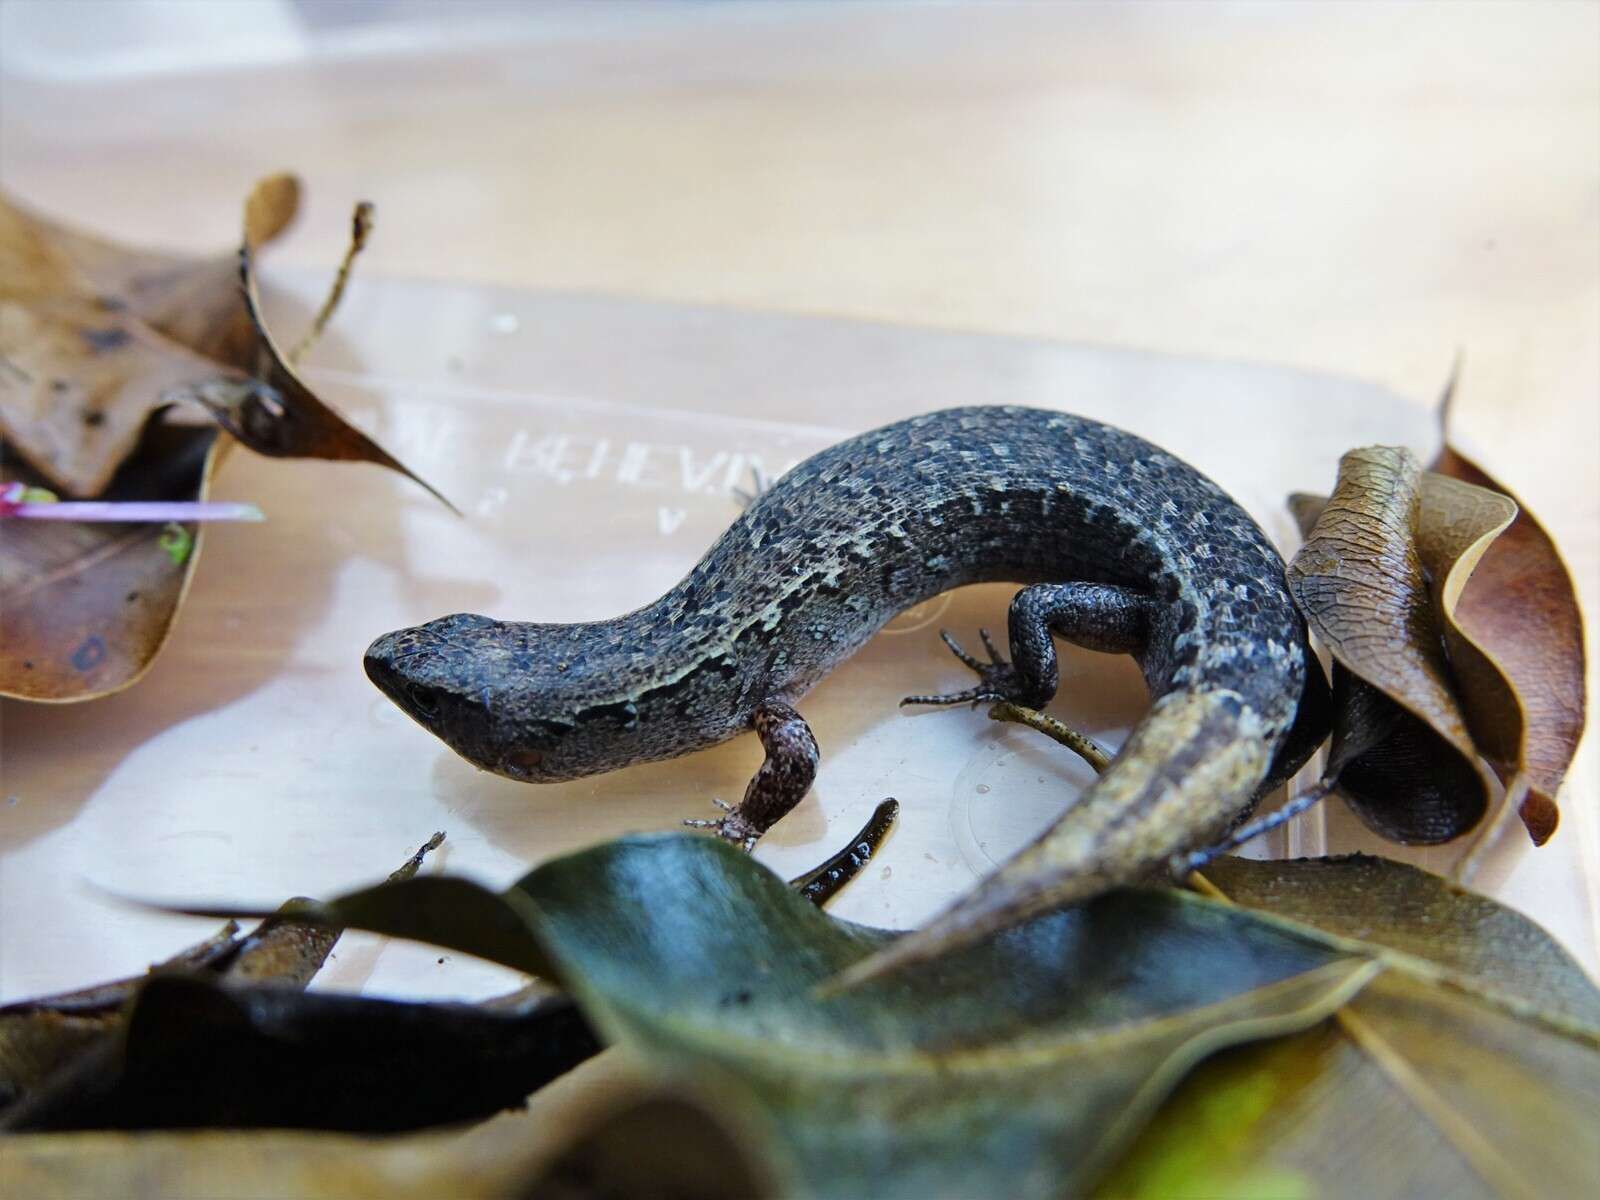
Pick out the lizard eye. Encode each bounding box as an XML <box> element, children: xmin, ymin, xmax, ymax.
<box><xmin>405</xmin><ymin>682</ymin><xmax>439</xmax><ymax>719</ymax></box>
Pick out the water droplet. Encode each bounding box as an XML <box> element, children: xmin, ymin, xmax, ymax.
<box><xmin>490</xmin><ymin>312</ymin><xmax>520</xmax><ymax>335</ymax></box>
<box><xmin>975</xmin><ymin>783</ymin><xmax>990</xmax><ymax>794</ymax></box>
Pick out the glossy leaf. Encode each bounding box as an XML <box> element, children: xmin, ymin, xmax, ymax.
<box><xmin>1102</xmin><ymin>856</ymin><xmax>1600</xmax><ymax>1200</ymax></box>
<box><xmin>1198</xmin><ymin>855</ymin><xmax>1600</xmax><ymax>1034</ymax></box>
<box><xmin>193</xmin><ymin>834</ymin><xmax>1377</xmax><ymax>1200</ymax></box>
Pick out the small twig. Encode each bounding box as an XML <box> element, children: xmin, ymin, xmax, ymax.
<box><xmin>389</xmin><ymin>832</ymin><xmax>447</xmax><ymax>883</ymax></box>
<box><xmin>288</xmin><ymin>201</ymin><xmax>375</xmax><ymax>366</ymax></box>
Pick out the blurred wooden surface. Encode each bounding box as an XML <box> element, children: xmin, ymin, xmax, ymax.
<box><xmin>2</xmin><ymin>2</ymin><xmax>1595</xmax><ymax>958</ymax></box>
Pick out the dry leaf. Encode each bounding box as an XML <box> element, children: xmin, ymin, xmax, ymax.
<box><xmin>1</xmin><ymin>176</ymin><xmax>450</xmax><ymax>701</ymax></box>
<box><xmin>3</xmin><ymin>174</ymin><xmax>298</xmax><ymax>373</ymax></box>
<box><xmin>0</xmin><ymin>1068</ymin><xmax>742</xmax><ymax>1200</ymax></box>
<box><xmin>1289</xmin><ymin>414</ymin><xmax>1583</xmax><ymax>847</ymax></box>
<box><xmin>1414</xmin><ymin>473</ymin><xmax>1522</xmax><ymax>769</ymax></box>
<box><xmin>1</xmin><ymin>977</ymin><xmax>597</xmax><ymax>1134</ymax></box>
<box><xmin>0</xmin><ymin>423</ymin><xmax>226</xmax><ymax>700</ymax></box>
<box><xmin>192</xmin><ymin>240</ymin><xmax>457</xmax><ymax>514</ymax></box>
<box><xmin>0</xmin><ymin>295</ymin><xmax>245</xmax><ymax>498</ymax></box>
<box><xmin>0</xmin><ymin>836</ymin><xmax>440</xmax><ymax>1113</ymax></box>
<box><xmin>1431</xmin><ymin>435</ymin><xmax>1585</xmax><ymax>845</ymax></box>
<box><xmin>1287</xmin><ymin>447</ymin><xmax>1495</xmax><ymax>841</ymax></box>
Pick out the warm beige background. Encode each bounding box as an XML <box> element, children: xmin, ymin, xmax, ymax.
<box><xmin>5</xmin><ymin>2</ymin><xmax>1594</xmax><ymax>595</ymax></box>
<box><xmin>2</xmin><ymin>2</ymin><xmax>1595</xmax><ymax>980</ymax></box>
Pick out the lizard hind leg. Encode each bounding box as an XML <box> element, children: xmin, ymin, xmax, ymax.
<box><xmin>684</xmin><ymin>700</ymin><xmax>819</xmax><ymax>850</ymax></box>
<box><xmin>900</xmin><ymin>582</ymin><xmax>1157</xmax><ymax>710</ymax></box>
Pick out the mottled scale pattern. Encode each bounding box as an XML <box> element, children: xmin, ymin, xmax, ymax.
<box><xmin>364</xmin><ymin>406</ymin><xmax>1308</xmax><ymax>790</ymax></box>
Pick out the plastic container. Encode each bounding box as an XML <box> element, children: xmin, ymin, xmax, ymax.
<box><xmin>4</xmin><ymin>267</ymin><xmax>1591</xmax><ymax>1004</ymax></box>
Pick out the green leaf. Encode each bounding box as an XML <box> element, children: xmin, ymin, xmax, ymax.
<box><xmin>1199</xmin><ymin>855</ymin><xmax>1600</xmax><ymax>1035</ymax></box>
<box><xmin>221</xmin><ymin>834</ymin><xmax>1372</xmax><ymax>1199</ymax></box>
<box><xmin>1100</xmin><ymin>857</ymin><xmax>1600</xmax><ymax>1200</ymax></box>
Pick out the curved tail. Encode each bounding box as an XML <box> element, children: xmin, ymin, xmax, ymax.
<box><xmin>830</xmin><ymin>689</ymin><xmax>1272</xmax><ymax>990</ymax></box>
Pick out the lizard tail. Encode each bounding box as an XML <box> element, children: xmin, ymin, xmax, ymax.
<box><xmin>824</xmin><ymin>689</ymin><xmax>1272</xmax><ymax>992</ymax></box>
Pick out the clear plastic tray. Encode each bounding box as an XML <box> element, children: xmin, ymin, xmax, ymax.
<box><xmin>2</xmin><ymin>270</ymin><xmax>1593</xmax><ymax>1004</ymax></box>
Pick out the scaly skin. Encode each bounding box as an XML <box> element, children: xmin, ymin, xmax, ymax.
<box><xmin>365</xmin><ymin>406</ymin><xmax>1329</xmax><ymax>975</ymax></box>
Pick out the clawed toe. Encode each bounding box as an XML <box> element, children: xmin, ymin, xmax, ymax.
<box><xmin>683</xmin><ymin>800</ymin><xmax>759</xmax><ymax>850</ymax></box>
<box><xmin>901</xmin><ymin>627</ymin><xmax>1022</xmax><ymax>708</ymax></box>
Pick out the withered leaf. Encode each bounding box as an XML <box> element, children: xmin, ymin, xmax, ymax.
<box><xmin>0</xmin><ymin>977</ymin><xmax>598</xmax><ymax>1133</ymax></box>
<box><xmin>1</xmin><ymin>176</ymin><xmax>449</xmax><ymax>701</ymax></box>
<box><xmin>0</xmin><ymin>422</ymin><xmax>225</xmax><ymax>701</ymax></box>
<box><xmin>0</xmin><ymin>294</ymin><xmax>245</xmax><ymax>498</ymax></box>
<box><xmin>0</xmin><ymin>176</ymin><xmax>299</xmax><ymax>495</ymax></box>
<box><xmin>0</xmin><ymin>1065</ymin><xmax>734</xmax><ymax>1200</ymax></box>
<box><xmin>520</xmin><ymin>1092</ymin><xmax>780</xmax><ymax>1200</ymax></box>
<box><xmin>0</xmin><ymin>919</ymin><xmax>241</xmax><ymax>1109</ymax></box>
<box><xmin>195</xmin><ymin>238</ymin><xmax>457</xmax><ymax>514</ymax></box>
<box><xmin>1431</xmin><ymin>435</ymin><xmax>1585</xmax><ymax>846</ymax></box>
<box><xmin>1415</xmin><ymin>473</ymin><xmax>1522</xmax><ymax>766</ymax></box>
<box><xmin>2</xmin><ymin>174</ymin><xmax>298</xmax><ymax>372</ymax></box>
<box><xmin>1290</xmin><ymin>425</ymin><xmax>1579</xmax><ymax>847</ymax></box>
<box><xmin>0</xmin><ymin>835</ymin><xmax>441</xmax><ymax>1112</ymax></box>
<box><xmin>1287</xmin><ymin>447</ymin><xmax>1495</xmax><ymax>842</ymax></box>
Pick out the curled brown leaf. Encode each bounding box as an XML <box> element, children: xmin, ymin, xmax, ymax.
<box><xmin>193</xmin><ymin>217</ymin><xmax>456</xmax><ymax>514</ymax></box>
<box><xmin>1287</xmin><ymin>447</ymin><xmax>1494</xmax><ymax>842</ymax></box>
<box><xmin>1431</xmin><ymin>439</ymin><xmax>1585</xmax><ymax>846</ymax></box>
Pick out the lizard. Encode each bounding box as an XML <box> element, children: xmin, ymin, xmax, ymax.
<box><xmin>364</xmin><ymin>406</ymin><xmax>1330</xmax><ymax>979</ymax></box>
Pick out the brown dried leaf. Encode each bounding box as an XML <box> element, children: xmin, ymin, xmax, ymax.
<box><xmin>3</xmin><ymin>174</ymin><xmax>299</xmax><ymax>372</ymax></box>
<box><xmin>0</xmin><ymin>976</ymin><xmax>597</xmax><ymax>1133</ymax></box>
<box><xmin>1431</xmin><ymin>440</ymin><xmax>1585</xmax><ymax>845</ymax></box>
<box><xmin>0</xmin><ymin>423</ymin><xmax>225</xmax><ymax>701</ymax></box>
<box><xmin>0</xmin><ymin>836</ymin><xmax>442</xmax><ymax>1114</ymax></box>
<box><xmin>1287</xmin><ymin>447</ymin><xmax>1494</xmax><ymax>842</ymax></box>
<box><xmin>0</xmin><ymin>295</ymin><xmax>246</xmax><ymax>498</ymax></box>
<box><xmin>1</xmin><ymin>177</ymin><xmax>449</xmax><ymax>700</ymax></box>
<box><xmin>0</xmin><ymin>1075</ymin><xmax>747</xmax><ymax>1200</ymax></box>
<box><xmin>1414</xmin><ymin>473</ymin><xmax>1521</xmax><ymax>771</ymax></box>
<box><xmin>0</xmin><ymin>922</ymin><xmax>241</xmax><ymax>1108</ymax></box>
<box><xmin>197</xmin><ymin>239</ymin><xmax>457</xmax><ymax>514</ymax></box>
<box><xmin>1293</xmin><ymin>422</ymin><xmax>1583</xmax><ymax>848</ymax></box>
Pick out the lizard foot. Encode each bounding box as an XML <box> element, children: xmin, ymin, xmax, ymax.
<box><xmin>683</xmin><ymin>799</ymin><xmax>761</xmax><ymax>851</ymax></box>
<box><xmin>901</xmin><ymin>628</ymin><xmax>1023</xmax><ymax>708</ymax></box>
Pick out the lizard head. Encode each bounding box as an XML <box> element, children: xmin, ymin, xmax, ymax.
<box><xmin>364</xmin><ymin>612</ymin><xmax>639</xmax><ymax>783</ymax></box>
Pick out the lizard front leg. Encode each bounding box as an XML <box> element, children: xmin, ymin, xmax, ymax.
<box><xmin>903</xmin><ymin>582</ymin><xmax>1157</xmax><ymax>709</ymax></box>
<box><xmin>684</xmin><ymin>700</ymin><xmax>819</xmax><ymax>850</ymax></box>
